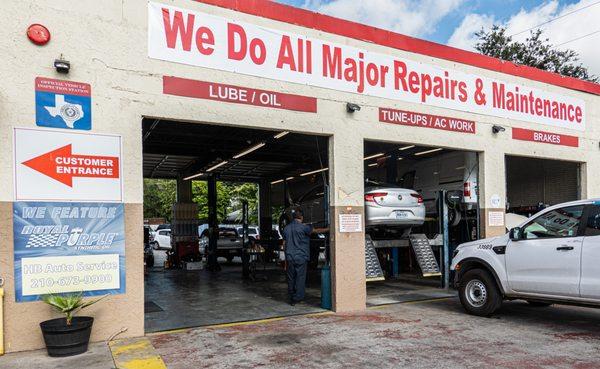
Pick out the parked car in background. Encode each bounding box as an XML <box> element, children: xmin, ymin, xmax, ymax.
<box><xmin>199</xmin><ymin>226</ymin><xmax>243</xmax><ymax>262</ymax></box>
<box><xmin>152</xmin><ymin>229</ymin><xmax>172</xmax><ymax>250</ymax></box>
<box><xmin>452</xmin><ymin>199</ymin><xmax>600</xmax><ymax>316</ymax></box>
<box><xmin>236</xmin><ymin>226</ymin><xmax>259</xmax><ymax>241</ymax></box>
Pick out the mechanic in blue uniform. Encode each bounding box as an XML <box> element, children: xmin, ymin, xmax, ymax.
<box><xmin>282</xmin><ymin>208</ymin><xmax>328</xmax><ymax>305</ymax></box>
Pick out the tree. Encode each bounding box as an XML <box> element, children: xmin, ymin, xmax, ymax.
<box><xmin>143</xmin><ymin>178</ymin><xmax>176</xmax><ymax>221</ymax></box>
<box><xmin>475</xmin><ymin>26</ymin><xmax>597</xmax><ymax>82</ymax></box>
<box><xmin>144</xmin><ymin>178</ymin><xmax>259</xmax><ymax>224</ymax></box>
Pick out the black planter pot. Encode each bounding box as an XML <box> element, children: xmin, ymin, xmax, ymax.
<box><xmin>40</xmin><ymin>316</ymin><xmax>94</xmax><ymax>357</ymax></box>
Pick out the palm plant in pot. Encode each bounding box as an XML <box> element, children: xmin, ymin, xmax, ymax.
<box><xmin>40</xmin><ymin>293</ymin><xmax>107</xmax><ymax>357</ymax></box>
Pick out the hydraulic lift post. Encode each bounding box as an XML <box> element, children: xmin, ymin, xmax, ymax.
<box><xmin>438</xmin><ymin>190</ymin><xmax>451</xmax><ymax>290</ymax></box>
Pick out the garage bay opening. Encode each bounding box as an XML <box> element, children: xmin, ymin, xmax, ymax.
<box><xmin>142</xmin><ymin>119</ymin><xmax>330</xmax><ymax>332</ymax></box>
<box><xmin>363</xmin><ymin>140</ymin><xmax>480</xmax><ymax>306</ymax></box>
<box><xmin>505</xmin><ymin>156</ymin><xmax>581</xmax><ymax>226</ymax></box>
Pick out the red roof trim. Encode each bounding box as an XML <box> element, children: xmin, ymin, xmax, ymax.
<box><xmin>195</xmin><ymin>0</ymin><xmax>600</xmax><ymax>96</ymax></box>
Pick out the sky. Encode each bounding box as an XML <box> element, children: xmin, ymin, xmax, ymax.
<box><xmin>275</xmin><ymin>0</ymin><xmax>599</xmax><ymax>77</ymax></box>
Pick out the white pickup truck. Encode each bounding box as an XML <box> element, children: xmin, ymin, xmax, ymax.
<box><xmin>451</xmin><ymin>199</ymin><xmax>600</xmax><ymax>316</ymax></box>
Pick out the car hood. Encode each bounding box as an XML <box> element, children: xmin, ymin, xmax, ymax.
<box><xmin>456</xmin><ymin>234</ymin><xmax>508</xmax><ymax>250</ymax></box>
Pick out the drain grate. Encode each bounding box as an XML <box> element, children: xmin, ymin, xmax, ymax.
<box><xmin>145</xmin><ymin>301</ymin><xmax>164</xmax><ymax>313</ymax></box>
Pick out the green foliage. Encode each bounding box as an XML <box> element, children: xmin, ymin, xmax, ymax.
<box><xmin>144</xmin><ymin>178</ymin><xmax>259</xmax><ymax>224</ymax></box>
<box><xmin>41</xmin><ymin>293</ymin><xmax>107</xmax><ymax>325</ymax></box>
<box><xmin>475</xmin><ymin>26</ymin><xmax>597</xmax><ymax>82</ymax></box>
<box><xmin>143</xmin><ymin>179</ymin><xmax>177</xmax><ymax>222</ymax></box>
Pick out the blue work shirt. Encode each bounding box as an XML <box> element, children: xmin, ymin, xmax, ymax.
<box><xmin>283</xmin><ymin>220</ymin><xmax>313</xmax><ymax>262</ymax></box>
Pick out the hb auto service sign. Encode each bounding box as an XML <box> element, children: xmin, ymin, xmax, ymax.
<box><xmin>148</xmin><ymin>2</ymin><xmax>585</xmax><ymax>131</ymax></box>
<box><xmin>13</xmin><ymin>202</ymin><xmax>125</xmax><ymax>302</ymax></box>
<box><xmin>14</xmin><ymin>127</ymin><xmax>122</xmax><ymax>202</ymax></box>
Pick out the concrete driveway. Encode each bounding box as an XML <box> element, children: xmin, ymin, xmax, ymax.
<box><xmin>150</xmin><ymin>297</ymin><xmax>600</xmax><ymax>369</ymax></box>
<box><xmin>2</xmin><ymin>297</ymin><xmax>600</xmax><ymax>368</ymax></box>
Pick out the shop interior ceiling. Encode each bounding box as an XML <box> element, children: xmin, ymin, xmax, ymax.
<box><xmin>142</xmin><ymin>118</ymin><xmax>328</xmax><ymax>182</ymax></box>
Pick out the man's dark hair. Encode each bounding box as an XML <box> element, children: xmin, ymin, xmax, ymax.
<box><xmin>293</xmin><ymin>208</ymin><xmax>304</xmax><ymax>219</ymax></box>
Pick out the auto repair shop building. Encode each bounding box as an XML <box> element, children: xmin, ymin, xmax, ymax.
<box><xmin>1</xmin><ymin>0</ymin><xmax>599</xmax><ymax>353</ymax></box>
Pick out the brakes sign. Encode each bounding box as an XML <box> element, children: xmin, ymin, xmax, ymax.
<box><xmin>512</xmin><ymin>127</ymin><xmax>578</xmax><ymax>147</ymax></box>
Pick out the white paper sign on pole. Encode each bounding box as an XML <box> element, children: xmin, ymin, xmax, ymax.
<box><xmin>14</xmin><ymin>127</ymin><xmax>123</xmax><ymax>202</ymax></box>
<box><xmin>339</xmin><ymin>214</ymin><xmax>363</xmax><ymax>233</ymax></box>
<box><xmin>488</xmin><ymin>211</ymin><xmax>505</xmax><ymax>227</ymax></box>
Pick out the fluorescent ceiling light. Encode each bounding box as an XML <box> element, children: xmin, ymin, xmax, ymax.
<box><xmin>300</xmin><ymin>167</ymin><xmax>329</xmax><ymax>177</ymax></box>
<box><xmin>455</xmin><ymin>166</ymin><xmax>465</xmax><ymax>170</ymax></box>
<box><xmin>399</xmin><ymin>145</ymin><xmax>415</xmax><ymax>151</ymax></box>
<box><xmin>271</xmin><ymin>179</ymin><xmax>284</xmax><ymax>185</ymax></box>
<box><xmin>415</xmin><ymin>148</ymin><xmax>443</xmax><ymax>156</ymax></box>
<box><xmin>183</xmin><ymin>172</ymin><xmax>204</xmax><ymax>181</ymax></box>
<box><xmin>364</xmin><ymin>153</ymin><xmax>384</xmax><ymax>160</ymax></box>
<box><xmin>206</xmin><ymin>160</ymin><xmax>228</xmax><ymax>172</ymax></box>
<box><xmin>397</xmin><ymin>157</ymin><xmax>403</xmax><ymax>161</ymax></box>
<box><xmin>368</xmin><ymin>163</ymin><xmax>378</xmax><ymax>167</ymax></box>
<box><xmin>286</xmin><ymin>177</ymin><xmax>294</xmax><ymax>181</ymax></box>
<box><xmin>233</xmin><ymin>142</ymin><xmax>266</xmax><ymax>159</ymax></box>
<box><xmin>274</xmin><ymin>131</ymin><xmax>289</xmax><ymax>139</ymax></box>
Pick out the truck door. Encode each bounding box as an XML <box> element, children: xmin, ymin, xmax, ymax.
<box><xmin>580</xmin><ymin>204</ymin><xmax>600</xmax><ymax>299</ymax></box>
<box><xmin>505</xmin><ymin>205</ymin><xmax>584</xmax><ymax>297</ymax></box>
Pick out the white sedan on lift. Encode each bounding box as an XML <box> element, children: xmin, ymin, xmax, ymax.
<box><xmin>364</xmin><ymin>180</ymin><xmax>426</xmax><ymax>237</ymax></box>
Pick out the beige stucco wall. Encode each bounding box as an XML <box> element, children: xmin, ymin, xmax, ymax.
<box><xmin>1</xmin><ymin>0</ymin><xmax>599</xmax><ymax>352</ymax></box>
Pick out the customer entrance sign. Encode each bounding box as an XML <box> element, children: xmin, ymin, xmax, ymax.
<box><xmin>14</xmin><ymin>128</ymin><xmax>123</xmax><ymax>202</ymax></box>
<box><xmin>13</xmin><ymin>202</ymin><xmax>126</xmax><ymax>302</ymax></box>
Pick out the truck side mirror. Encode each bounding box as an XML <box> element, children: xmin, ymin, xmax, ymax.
<box><xmin>509</xmin><ymin>227</ymin><xmax>523</xmax><ymax>241</ymax></box>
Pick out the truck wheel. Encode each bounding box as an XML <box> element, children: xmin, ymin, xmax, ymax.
<box><xmin>527</xmin><ymin>301</ymin><xmax>552</xmax><ymax>307</ymax></box>
<box><xmin>459</xmin><ymin>269</ymin><xmax>502</xmax><ymax>316</ymax></box>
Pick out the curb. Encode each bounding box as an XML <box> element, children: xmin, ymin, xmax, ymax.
<box><xmin>109</xmin><ymin>338</ymin><xmax>167</xmax><ymax>369</ymax></box>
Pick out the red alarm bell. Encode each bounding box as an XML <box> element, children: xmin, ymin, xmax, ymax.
<box><xmin>27</xmin><ymin>24</ymin><xmax>51</xmax><ymax>45</ymax></box>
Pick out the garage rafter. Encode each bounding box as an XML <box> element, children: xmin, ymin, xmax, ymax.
<box><xmin>142</xmin><ymin>118</ymin><xmax>328</xmax><ymax>181</ymax></box>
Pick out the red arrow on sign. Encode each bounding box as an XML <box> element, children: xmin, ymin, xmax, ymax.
<box><xmin>22</xmin><ymin>144</ymin><xmax>120</xmax><ymax>187</ymax></box>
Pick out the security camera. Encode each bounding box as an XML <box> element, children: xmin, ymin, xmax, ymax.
<box><xmin>492</xmin><ymin>125</ymin><xmax>506</xmax><ymax>134</ymax></box>
<box><xmin>346</xmin><ymin>102</ymin><xmax>361</xmax><ymax>113</ymax></box>
<box><xmin>54</xmin><ymin>58</ymin><xmax>70</xmax><ymax>74</ymax></box>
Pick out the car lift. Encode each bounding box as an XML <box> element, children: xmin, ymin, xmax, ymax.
<box><xmin>365</xmin><ymin>190</ymin><xmax>454</xmax><ymax>289</ymax></box>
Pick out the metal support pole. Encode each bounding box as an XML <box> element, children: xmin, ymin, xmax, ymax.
<box><xmin>392</xmin><ymin>247</ymin><xmax>399</xmax><ymax>278</ymax></box>
<box><xmin>207</xmin><ymin>175</ymin><xmax>220</xmax><ymax>271</ymax></box>
<box><xmin>258</xmin><ymin>180</ymin><xmax>272</xmax><ymax>242</ymax></box>
<box><xmin>241</xmin><ymin>200</ymin><xmax>250</xmax><ymax>278</ymax></box>
<box><xmin>440</xmin><ymin>190</ymin><xmax>450</xmax><ymax>290</ymax></box>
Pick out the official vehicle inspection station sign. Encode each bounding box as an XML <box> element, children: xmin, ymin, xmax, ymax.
<box><xmin>14</xmin><ymin>128</ymin><xmax>123</xmax><ymax>202</ymax></box>
<box><xmin>148</xmin><ymin>2</ymin><xmax>586</xmax><ymax>132</ymax></box>
<box><xmin>35</xmin><ymin>77</ymin><xmax>92</xmax><ymax>130</ymax></box>
<box><xmin>13</xmin><ymin>202</ymin><xmax>125</xmax><ymax>302</ymax></box>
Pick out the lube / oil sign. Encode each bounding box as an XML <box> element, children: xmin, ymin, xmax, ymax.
<box><xmin>148</xmin><ymin>2</ymin><xmax>585</xmax><ymax>131</ymax></box>
<box><xmin>163</xmin><ymin>76</ymin><xmax>317</xmax><ymax>112</ymax></box>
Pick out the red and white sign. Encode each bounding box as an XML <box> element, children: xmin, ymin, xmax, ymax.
<box><xmin>512</xmin><ymin>127</ymin><xmax>579</xmax><ymax>147</ymax></box>
<box><xmin>14</xmin><ymin>128</ymin><xmax>123</xmax><ymax>202</ymax></box>
<box><xmin>35</xmin><ymin>77</ymin><xmax>91</xmax><ymax>96</ymax></box>
<box><xmin>148</xmin><ymin>2</ymin><xmax>586</xmax><ymax>131</ymax></box>
<box><xmin>379</xmin><ymin>108</ymin><xmax>475</xmax><ymax>134</ymax></box>
<box><xmin>163</xmin><ymin>76</ymin><xmax>317</xmax><ymax>112</ymax></box>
